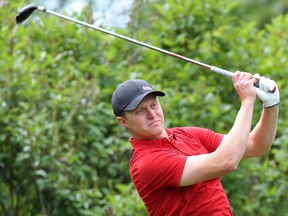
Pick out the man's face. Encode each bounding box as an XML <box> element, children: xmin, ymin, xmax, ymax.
<box><xmin>117</xmin><ymin>94</ymin><xmax>165</xmax><ymax>140</ymax></box>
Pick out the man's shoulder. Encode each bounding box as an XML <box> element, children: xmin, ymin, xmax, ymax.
<box><xmin>169</xmin><ymin>126</ymin><xmax>208</xmax><ymax>135</ymax></box>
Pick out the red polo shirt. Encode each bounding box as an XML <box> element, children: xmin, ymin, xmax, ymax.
<box><xmin>130</xmin><ymin>127</ymin><xmax>233</xmax><ymax>216</ymax></box>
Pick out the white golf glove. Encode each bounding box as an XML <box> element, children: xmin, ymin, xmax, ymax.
<box><xmin>254</xmin><ymin>74</ymin><xmax>280</xmax><ymax>108</ymax></box>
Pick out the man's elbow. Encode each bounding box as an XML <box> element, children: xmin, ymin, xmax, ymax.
<box><xmin>222</xmin><ymin>158</ymin><xmax>240</xmax><ymax>173</ymax></box>
<box><xmin>253</xmin><ymin>147</ymin><xmax>271</xmax><ymax>157</ymax></box>
<box><xmin>245</xmin><ymin>143</ymin><xmax>273</xmax><ymax>158</ymax></box>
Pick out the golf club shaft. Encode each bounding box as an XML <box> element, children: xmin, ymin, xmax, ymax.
<box><xmin>16</xmin><ymin>5</ymin><xmax>234</xmax><ymax>78</ymax></box>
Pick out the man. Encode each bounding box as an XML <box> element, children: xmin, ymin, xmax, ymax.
<box><xmin>111</xmin><ymin>72</ymin><xmax>279</xmax><ymax>215</ymax></box>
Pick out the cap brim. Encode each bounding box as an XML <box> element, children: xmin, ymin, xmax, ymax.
<box><xmin>123</xmin><ymin>91</ymin><xmax>165</xmax><ymax>111</ymax></box>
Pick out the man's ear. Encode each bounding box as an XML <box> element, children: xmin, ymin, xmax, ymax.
<box><xmin>116</xmin><ymin>116</ymin><xmax>128</xmax><ymax>128</ymax></box>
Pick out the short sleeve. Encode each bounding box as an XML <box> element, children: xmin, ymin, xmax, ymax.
<box><xmin>131</xmin><ymin>150</ymin><xmax>187</xmax><ymax>192</ymax></box>
<box><xmin>186</xmin><ymin>127</ymin><xmax>224</xmax><ymax>152</ymax></box>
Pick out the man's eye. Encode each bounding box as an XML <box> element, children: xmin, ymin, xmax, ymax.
<box><xmin>151</xmin><ymin>103</ymin><xmax>157</xmax><ymax>109</ymax></box>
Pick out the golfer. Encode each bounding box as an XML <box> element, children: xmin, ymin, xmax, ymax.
<box><xmin>111</xmin><ymin>71</ymin><xmax>279</xmax><ymax>215</ymax></box>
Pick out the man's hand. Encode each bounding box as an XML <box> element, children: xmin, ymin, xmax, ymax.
<box><xmin>254</xmin><ymin>74</ymin><xmax>280</xmax><ymax>108</ymax></box>
<box><xmin>232</xmin><ymin>71</ymin><xmax>257</xmax><ymax>104</ymax></box>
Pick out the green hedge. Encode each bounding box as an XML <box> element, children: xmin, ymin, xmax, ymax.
<box><xmin>1</xmin><ymin>0</ymin><xmax>287</xmax><ymax>215</ymax></box>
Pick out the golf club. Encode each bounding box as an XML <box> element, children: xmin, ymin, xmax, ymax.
<box><xmin>16</xmin><ymin>5</ymin><xmax>271</xmax><ymax>91</ymax></box>
<box><xmin>16</xmin><ymin>5</ymin><xmax>233</xmax><ymax>75</ymax></box>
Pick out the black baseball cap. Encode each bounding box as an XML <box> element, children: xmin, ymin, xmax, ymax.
<box><xmin>112</xmin><ymin>79</ymin><xmax>165</xmax><ymax>116</ymax></box>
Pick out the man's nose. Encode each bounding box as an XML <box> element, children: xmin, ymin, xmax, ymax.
<box><xmin>147</xmin><ymin>108</ymin><xmax>156</xmax><ymax>118</ymax></box>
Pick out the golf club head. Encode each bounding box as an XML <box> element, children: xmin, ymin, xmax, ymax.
<box><xmin>16</xmin><ymin>5</ymin><xmax>38</xmax><ymax>24</ymax></box>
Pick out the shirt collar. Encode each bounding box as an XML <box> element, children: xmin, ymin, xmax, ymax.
<box><xmin>129</xmin><ymin>128</ymin><xmax>176</xmax><ymax>148</ymax></box>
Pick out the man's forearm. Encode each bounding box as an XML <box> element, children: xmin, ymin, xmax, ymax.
<box><xmin>217</xmin><ymin>101</ymin><xmax>255</xmax><ymax>163</ymax></box>
<box><xmin>245</xmin><ymin>105</ymin><xmax>279</xmax><ymax>157</ymax></box>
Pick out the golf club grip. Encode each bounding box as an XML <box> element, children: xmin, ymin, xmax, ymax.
<box><xmin>210</xmin><ymin>67</ymin><xmax>277</xmax><ymax>93</ymax></box>
<box><xmin>210</xmin><ymin>66</ymin><xmax>234</xmax><ymax>77</ymax></box>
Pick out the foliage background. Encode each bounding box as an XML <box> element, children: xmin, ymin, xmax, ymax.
<box><xmin>1</xmin><ymin>0</ymin><xmax>288</xmax><ymax>215</ymax></box>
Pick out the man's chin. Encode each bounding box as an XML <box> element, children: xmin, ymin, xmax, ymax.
<box><xmin>146</xmin><ymin>128</ymin><xmax>165</xmax><ymax>139</ymax></box>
